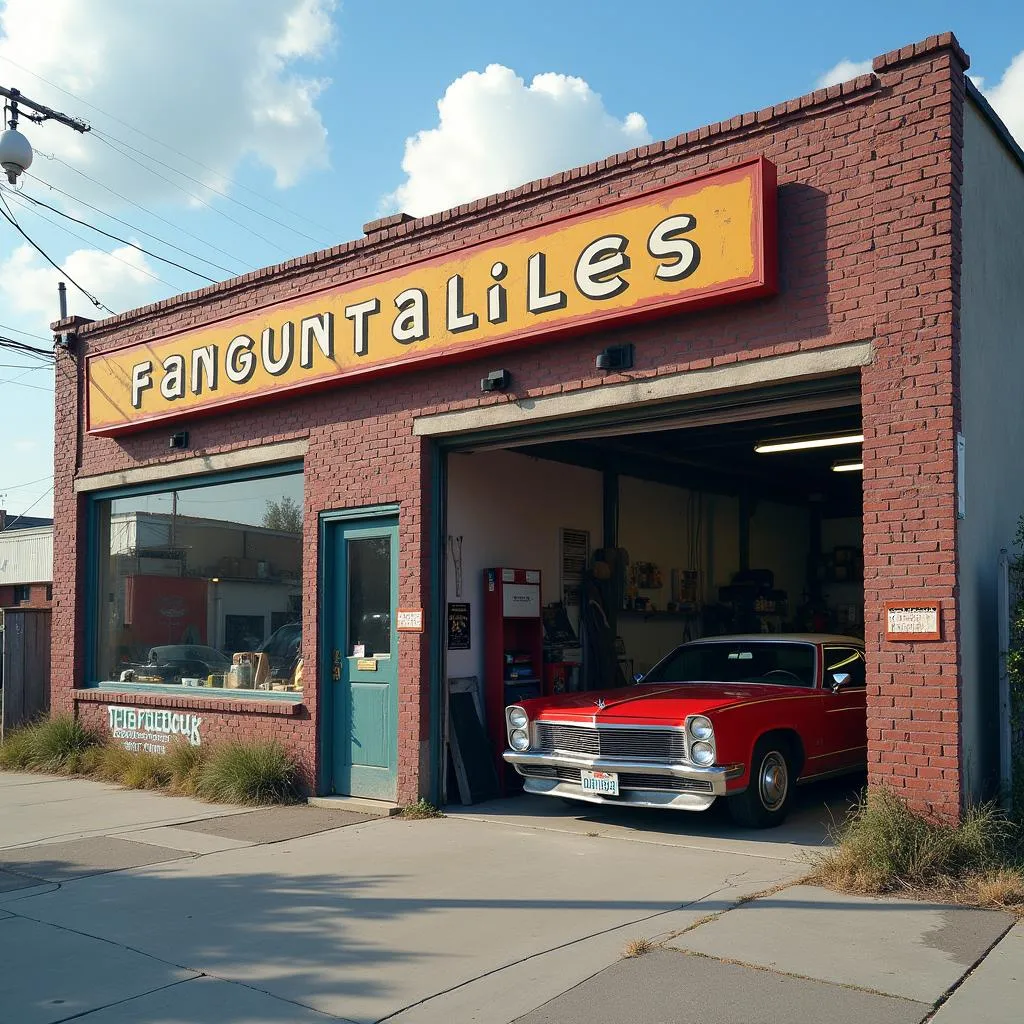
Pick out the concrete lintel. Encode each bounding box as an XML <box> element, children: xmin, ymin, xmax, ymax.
<box><xmin>73</xmin><ymin>439</ymin><xmax>309</xmax><ymax>493</ymax></box>
<box><xmin>413</xmin><ymin>341</ymin><xmax>873</xmax><ymax>438</ymax></box>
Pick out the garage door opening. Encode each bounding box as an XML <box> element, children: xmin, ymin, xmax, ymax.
<box><xmin>440</xmin><ymin>391</ymin><xmax>864</xmax><ymax>806</ymax></box>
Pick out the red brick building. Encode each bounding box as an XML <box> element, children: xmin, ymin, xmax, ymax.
<box><xmin>50</xmin><ymin>33</ymin><xmax>1024</xmax><ymax>816</ymax></box>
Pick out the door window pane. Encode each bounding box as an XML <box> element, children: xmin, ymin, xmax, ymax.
<box><xmin>92</xmin><ymin>471</ymin><xmax>303</xmax><ymax>694</ymax></box>
<box><xmin>348</xmin><ymin>537</ymin><xmax>391</xmax><ymax>656</ymax></box>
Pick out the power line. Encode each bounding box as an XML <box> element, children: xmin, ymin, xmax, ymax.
<box><xmin>92</xmin><ymin>126</ymin><xmax>327</xmax><ymax>247</ymax></box>
<box><xmin>0</xmin><ymin>53</ymin><xmax>335</xmax><ymax>241</ymax></box>
<box><xmin>92</xmin><ymin>133</ymin><xmax>291</xmax><ymax>254</ymax></box>
<box><xmin>0</xmin><ymin>376</ymin><xmax>53</xmax><ymax>391</ymax></box>
<box><xmin>0</xmin><ymin>335</ymin><xmax>54</xmax><ymax>360</ymax></box>
<box><xmin>3</xmin><ymin>188</ymin><xmax>173</xmax><ymax>289</ymax></box>
<box><xmin>25</xmin><ymin>172</ymin><xmax>239</xmax><ymax>277</ymax></box>
<box><xmin>43</xmin><ymin>151</ymin><xmax>253</xmax><ymax>272</ymax></box>
<box><xmin>7</xmin><ymin>185</ymin><xmax>218</xmax><ymax>283</ymax></box>
<box><xmin>0</xmin><ymin>486</ymin><xmax>54</xmax><ymax>531</ymax></box>
<box><xmin>0</xmin><ymin>322</ymin><xmax>51</xmax><ymax>342</ymax></box>
<box><xmin>0</xmin><ymin>474</ymin><xmax>53</xmax><ymax>492</ymax></box>
<box><xmin>0</xmin><ymin>191</ymin><xmax>115</xmax><ymax>315</ymax></box>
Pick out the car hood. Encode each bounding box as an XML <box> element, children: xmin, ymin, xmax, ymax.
<box><xmin>525</xmin><ymin>682</ymin><xmax>811</xmax><ymax>725</ymax></box>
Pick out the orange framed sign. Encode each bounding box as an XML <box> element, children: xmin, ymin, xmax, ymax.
<box><xmin>884</xmin><ymin>602</ymin><xmax>942</xmax><ymax>642</ymax></box>
<box><xmin>86</xmin><ymin>157</ymin><xmax>777</xmax><ymax>435</ymax></box>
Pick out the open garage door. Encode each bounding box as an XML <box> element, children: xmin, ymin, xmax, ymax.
<box><xmin>435</xmin><ymin>372</ymin><xmax>865</xmax><ymax>807</ymax></box>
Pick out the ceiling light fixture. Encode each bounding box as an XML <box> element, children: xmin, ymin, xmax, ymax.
<box><xmin>831</xmin><ymin>459</ymin><xmax>863</xmax><ymax>473</ymax></box>
<box><xmin>754</xmin><ymin>432</ymin><xmax>863</xmax><ymax>454</ymax></box>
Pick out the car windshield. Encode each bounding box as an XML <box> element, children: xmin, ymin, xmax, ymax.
<box><xmin>644</xmin><ymin>641</ymin><xmax>816</xmax><ymax>688</ymax></box>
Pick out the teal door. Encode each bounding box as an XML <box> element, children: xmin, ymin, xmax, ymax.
<box><xmin>324</xmin><ymin>516</ymin><xmax>399</xmax><ymax>800</ymax></box>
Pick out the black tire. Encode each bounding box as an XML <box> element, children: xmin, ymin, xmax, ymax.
<box><xmin>727</xmin><ymin>738</ymin><xmax>793</xmax><ymax>829</ymax></box>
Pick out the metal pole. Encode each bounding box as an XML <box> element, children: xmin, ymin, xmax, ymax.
<box><xmin>57</xmin><ymin>281</ymin><xmax>67</xmax><ymax>320</ymax></box>
<box><xmin>997</xmin><ymin>549</ymin><xmax>1012</xmax><ymax>808</ymax></box>
<box><xmin>0</xmin><ymin>85</ymin><xmax>90</xmax><ymax>133</ymax></box>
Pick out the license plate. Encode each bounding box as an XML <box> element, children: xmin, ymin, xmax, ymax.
<box><xmin>580</xmin><ymin>769</ymin><xmax>619</xmax><ymax>796</ymax></box>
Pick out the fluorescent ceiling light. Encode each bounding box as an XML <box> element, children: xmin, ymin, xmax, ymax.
<box><xmin>754</xmin><ymin>432</ymin><xmax>864</xmax><ymax>454</ymax></box>
<box><xmin>831</xmin><ymin>460</ymin><xmax>863</xmax><ymax>473</ymax></box>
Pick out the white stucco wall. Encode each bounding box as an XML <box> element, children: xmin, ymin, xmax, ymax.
<box><xmin>958</xmin><ymin>98</ymin><xmax>1024</xmax><ymax>798</ymax></box>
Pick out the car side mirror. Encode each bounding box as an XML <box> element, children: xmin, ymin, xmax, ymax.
<box><xmin>830</xmin><ymin>672</ymin><xmax>852</xmax><ymax>692</ymax></box>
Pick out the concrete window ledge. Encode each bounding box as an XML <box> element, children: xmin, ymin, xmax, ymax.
<box><xmin>73</xmin><ymin>689</ymin><xmax>306</xmax><ymax>717</ymax></box>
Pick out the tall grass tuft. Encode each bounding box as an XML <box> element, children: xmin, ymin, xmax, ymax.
<box><xmin>196</xmin><ymin>740</ymin><xmax>299</xmax><ymax>805</ymax></box>
<box><xmin>0</xmin><ymin>715</ymin><xmax>102</xmax><ymax>774</ymax></box>
<box><xmin>166</xmin><ymin>741</ymin><xmax>206</xmax><ymax>796</ymax></box>
<box><xmin>814</xmin><ymin>787</ymin><xmax>1024</xmax><ymax>907</ymax></box>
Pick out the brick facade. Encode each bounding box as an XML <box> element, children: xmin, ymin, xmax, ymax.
<box><xmin>52</xmin><ymin>33</ymin><xmax>970</xmax><ymax>814</ymax></box>
<box><xmin>0</xmin><ymin>582</ymin><xmax>51</xmax><ymax>609</ymax></box>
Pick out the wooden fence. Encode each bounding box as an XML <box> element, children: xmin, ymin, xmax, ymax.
<box><xmin>1</xmin><ymin>608</ymin><xmax>51</xmax><ymax>736</ymax></box>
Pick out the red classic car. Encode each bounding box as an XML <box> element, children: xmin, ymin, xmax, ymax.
<box><xmin>503</xmin><ymin>634</ymin><xmax>866</xmax><ymax>828</ymax></box>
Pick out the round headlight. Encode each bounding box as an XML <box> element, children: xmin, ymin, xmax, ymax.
<box><xmin>510</xmin><ymin>728</ymin><xmax>530</xmax><ymax>751</ymax></box>
<box><xmin>688</xmin><ymin>715</ymin><xmax>714</xmax><ymax>740</ymax></box>
<box><xmin>508</xmin><ymin>706</ymin><xmax>529</xmax><ymax>730</ymax></box>
<box><xmin>690</xmin><ymin>740</ymin><xmax>715</xmax><ymax>766</ymax></box>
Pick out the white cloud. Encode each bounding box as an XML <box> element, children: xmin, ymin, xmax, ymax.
<box><xmin>385</xmin><ymin>64</ymin><xmax>651</xmax><ymax>217</ymax></box>
<box><xmin>983</xmin><ymin>50</ymin><xmax>1024</xmax><ymax>148</ymax></box>
<box><xmin>816</xmin><ymin>59</ymin><xmax>873</xmax><ymax>89</ymax></box>
<box><xmin>0</xmin><ymin>242</ymin><xmax>159</xmax><ymax>323</ymax></box>
<box><xmin>0</xmin><ymin>0</ymin><xmax>336</xmax><ymax>204</ymax></box>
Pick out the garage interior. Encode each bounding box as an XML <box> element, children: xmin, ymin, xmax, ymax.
<box><xmin>441</xmin><ymin>374</ymin><xmax>865</xmax><ymax>801</ymax></box>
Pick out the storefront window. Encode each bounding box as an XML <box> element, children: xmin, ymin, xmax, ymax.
<box><xmin>93</xmin><ymin>470</ymin><xmax>303</xmax><ymax>697</ymax></box>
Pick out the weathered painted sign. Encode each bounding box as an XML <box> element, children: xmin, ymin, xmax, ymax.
<box><xmin>87</xmin><ymin>158</ymin><xmax>777</xmax><ymax>434</ymax></box>
<box><xmin>106</xmin><ymin>705</ymin><xmax>202</xmax><ymax>753</ymax></box>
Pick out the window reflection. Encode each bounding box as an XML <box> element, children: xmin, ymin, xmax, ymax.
<box><xmin>94</xmin><ymin>472</ymin><xmax>304</xmax><ymax>694</ymax></box>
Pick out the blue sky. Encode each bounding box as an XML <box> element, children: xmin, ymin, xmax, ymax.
<box><xmin>1</xmin><ymin>0</ymin><xmax>1022</xmax><ymax>519</ymax></box>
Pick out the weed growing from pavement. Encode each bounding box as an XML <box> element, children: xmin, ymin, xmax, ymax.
<box><xmin>400</xmin><ymin>798</ymin><xmax>444</xmax><ymax>819</ymax></box>
<box><xmin>0</xmin><ymin>716</ymin><xmax>299</xmax><ymax>806</ymax></box>
<box><xmin>811</xmin><ymin>787</ymin><xmax>1024</xmax><ymax>912</ymax></box>
<box><xmin>623</xmin><ymin>937</ymin><xmax>653</xmax><ymax>958</ymax></box>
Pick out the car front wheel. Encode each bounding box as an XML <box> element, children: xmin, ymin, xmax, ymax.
<box><xmin>727</xmin><ymin>739</ymin><xmax>793</xmax><ymax>829</ymax></box>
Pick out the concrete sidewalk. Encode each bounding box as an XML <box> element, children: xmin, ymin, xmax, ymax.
<box><xmin>0</xmin><ymin>771</ymin><xmax>1018</xmax><ymax>1023</ymax></box>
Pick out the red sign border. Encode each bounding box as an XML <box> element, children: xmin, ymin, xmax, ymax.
<box><xmin>86</xmin><ymin>156</ymin><xmax>778</xmax><ymax>436</ymax></box>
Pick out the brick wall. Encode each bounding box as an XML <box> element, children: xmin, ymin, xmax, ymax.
<box><xmin>52</xmin><ymin>33</ymin><xmax>969</xmax><ymax>813</ymax></box>
<box><xmin>0</xmin><ymin>582</ymin><xmax>52</xmax><ymax>609</ymax></box>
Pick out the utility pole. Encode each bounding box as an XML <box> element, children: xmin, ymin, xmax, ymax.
<box><xmin>0</xmin><ymin>85</ymin><xmax>90</xmax><ymax>184</ymax></box>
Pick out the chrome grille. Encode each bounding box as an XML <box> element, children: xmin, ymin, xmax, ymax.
<box><xmin>534</xmin><ymin>723</ymin><xmax>686</xmax><ymax>762</ymax></box>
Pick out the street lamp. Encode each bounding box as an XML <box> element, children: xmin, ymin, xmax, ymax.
<box><xmin>0</xmin><ymin>86</ymin><xmax>90</xmax><ymax>185</ymax></box>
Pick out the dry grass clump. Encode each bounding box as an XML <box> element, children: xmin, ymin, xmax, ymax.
<box><xmin>0</xmin><ymin>715</ymin><xmax>102</xmax><ymax>773</ymax></box>
<box><xmin>195</xmin><ymin>739</ymin><xmax>299</xmax><ymax>805</ymax></box>
<box><xmin>812</xmin><ymin>787</ymin><xmax>1024</xmax><ymax>912</ymax></box>
<box><xmin>1</xmin><ymin>717</ymin><xmax>299</xmax><ymax>806</ymax></box>
<box><xmin>623</xmin><ymin>937</ymin><xmax>654</xmax><ymax>958</ymax></box>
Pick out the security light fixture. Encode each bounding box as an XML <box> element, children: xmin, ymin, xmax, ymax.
<box><xmin>754</xmin><ymin>432</ymin><xmax>864</xmax><ymax>454</ymax></box>
<box><xmin>480</xmin><ymin>369</ymin><xmax>511</xmax><ymax>393</ymax></box>
<box><xmin>831</xmin><ymin>459</ymin><xmax>864</xmax><ymax>473</ymax></box>
<box><xmin>596</xmin><ymin>343</ymin><xmax>634</xmax><ymax>371</ymax></box>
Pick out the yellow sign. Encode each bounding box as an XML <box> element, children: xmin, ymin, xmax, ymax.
<box><xmin>87</xmin><ymin>158</ymin><xmax>777</xmax><ymax>434</ymax></box>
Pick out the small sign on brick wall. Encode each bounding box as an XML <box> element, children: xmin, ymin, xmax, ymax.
<box><xmin>397</xmin><ymin>608</ymin><xmax>424</xmax><ymax>632</ymax></box>
<box><xmin>884</xmin><ymin>602</ymin><xmax>942</xmax><ymax>642</ymax></box>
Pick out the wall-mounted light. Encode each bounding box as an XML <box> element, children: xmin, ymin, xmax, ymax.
<box><xmin>480</xmin><ymin>369</ymin><xmax>511</xmax><ymax>393</ymax></box>
<box><xmin>596</xmin><ymin>343</ymin><xmax>634</xmax><ymax>371</ymax></box>
<box><xmin>831</xmin><ymin>459</ymin><xmax>863</xmax><ymax>473</ymax></box>
<box><xmin>754</xmin><ymin>432</ymin><xmax>863</xmax><ymax>454</ymax></box>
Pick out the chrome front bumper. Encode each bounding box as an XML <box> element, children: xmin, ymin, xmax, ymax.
<box><xmin>503</xmin><ymin>750</ymin><xmax>743</xmax><ymax>812</ymax></box>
